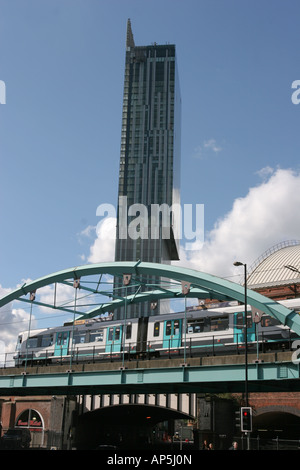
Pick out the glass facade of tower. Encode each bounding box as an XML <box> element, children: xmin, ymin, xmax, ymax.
<box><xmin>114</xmin><ymin>21</ymin><xmax>181</xmax><ymax>319</ymax></box>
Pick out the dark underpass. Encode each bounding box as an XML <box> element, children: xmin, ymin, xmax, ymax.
<box><xmin>74</xmin><ymin>403</ymin><xmax>194</xmax><ymax>450</ymax></box>
<box><xmin>253</xmin><ymin>411</ymin><xmax>300</xmax><ymax>440</ymax></box>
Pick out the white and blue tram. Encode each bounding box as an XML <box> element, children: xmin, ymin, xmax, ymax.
<box><xmin>14</xmin><ymin>298</ymin><xmax>300</xmax><ymax>366</ymax></box>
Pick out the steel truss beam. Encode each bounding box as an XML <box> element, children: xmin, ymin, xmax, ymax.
<box><xmin>0</xmin><ymin>359</ymin><xmax>300</xmax><ymax>396</ymax></box>
<box><xmin>0</xmin><ymin>261</ymin><xmax>299</xmax><ymax>333</ymax></box>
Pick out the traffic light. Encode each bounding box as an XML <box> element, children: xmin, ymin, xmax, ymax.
<box><xmin>234</xmin><ymin>410</ymin><xmax>241</xmax><ymax>430</ymax></box>
<box><xmin>241</xmin><ymin>407</ymin><xmax>252</xmax><ymax>432</ymax></box>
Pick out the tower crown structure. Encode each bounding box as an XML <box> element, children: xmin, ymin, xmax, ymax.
<box><xmin>126</xmin><ymin>18</ymin><xmax>135</xmax><ymax>48</ymax></box>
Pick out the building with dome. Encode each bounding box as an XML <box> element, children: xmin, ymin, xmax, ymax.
<box><xmin>247</xmin><ymin>240</ymin><xmax>300</xmax><ymax>301</ymax></box>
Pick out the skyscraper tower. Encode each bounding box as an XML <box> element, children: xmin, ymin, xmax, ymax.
<box><xmin>114</xmin><ymin>20</ymin><xmax>181</xmax><ymax>319</ymax></box>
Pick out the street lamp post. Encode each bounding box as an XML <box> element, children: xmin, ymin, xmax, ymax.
<box><xmin>233</xmin><ymin>261</ymin><xmax>248</xmax><ymax>407</ymax></box>
<box><xmin>234</xmin><ymin>261</ymin><xmax>250</xmax><ymax>449</ymax></box>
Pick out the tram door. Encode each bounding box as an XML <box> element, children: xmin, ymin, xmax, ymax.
<box><xmin>105</xmin><ymin>325</ymin><xmax>123</xmax><ymax>353</ymax></box>
<box><xmin>234</xmin><ymin>312</ymin><xmax>255</xmax><ymax>344</ymax></box>
<box><xmin>54</xmin><ymin>331</ymin><xmax>70</xmax><ymax>356</ymax></box>
<box><xmin>136</xmin><ymin>317</ymin><xmax>149</xmax><ymax>354</ymax></box>
<box><xmin>163</xmin><ymin>319</ymin><xmax>182</xmax><ymax>348</ymax></box>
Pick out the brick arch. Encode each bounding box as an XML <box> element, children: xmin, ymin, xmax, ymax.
<box><xmin>255</xmin><ymin>405</ymin><xmax>300</xmax><ymax>419</ymax></box>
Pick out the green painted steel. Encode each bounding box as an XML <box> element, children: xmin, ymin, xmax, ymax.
<box><xmin>80</xmin><ymin>287</ymin><xmax>228</xmax><ymax>319</ymax></box>
<box><xmin>0</xmin><ymin>261</ymin><xmax>299</xmax><ymax>397</ymax></box>
<box><xmin>0</xmin><ymin>261</ymin><xmax>298</xmax><ymax>334</ymax></box>
<box><xmin>0</xmin><ymin>360</ymin><xmax>300</xmax><ymax>396</ymax></box>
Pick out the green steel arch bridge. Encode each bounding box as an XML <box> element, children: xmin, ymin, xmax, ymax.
<box><xmin>0</xmin><ymin>261</ymin><xmax>300</xmax><ymax>396</ymax></box>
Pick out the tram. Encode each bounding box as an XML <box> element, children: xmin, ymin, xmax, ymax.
<box><xmin>14</xmin><ymin>298</ymin><xmax>300</xmax><ymax>366</ymax></box>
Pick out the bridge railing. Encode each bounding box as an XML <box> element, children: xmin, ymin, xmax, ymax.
<box><xmin>234</xmin><ymin>435</ymin><xmax>300</xmax><ymax>451</ymax></box>
<box><xmin>0</xmin><ymin>328</ymin><xmax>294</xmax><ymax>369</ymax></box>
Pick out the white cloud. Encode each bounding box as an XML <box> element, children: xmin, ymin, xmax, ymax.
<box><xmin>87</xmin><ymin>216</ymin><xmax>116</xmax><ymax>263</ymax></box>
<box><xmin>255</xmin><ymin>166</ymin><xmax>275</xmax><ymax>181</ymax></box>
<box><xmin>0</xmin><ymin>284</ymin><xmax>32</xmax><ymax>353</ymax></box>
<box><xmin>38</xmin><ymin>283</ymin><xmax>76</xmax><ymax>311</ymax></box>
<box><xmin>79</xmin><ymin>168</ymin><xmax>300</xmax><ymax>287</ymax></box>
<box><xmin>0</xmin><ymin>280</ymin><xmax>77</xmax><ymax>354</ymax></box>
<box><xmin>203</xmin><ymin>139</ymin><xmax>222</xmax><ymax>153</ymax></box>
<box><xmin>80</xmin><ymin>224</ymin><xmax>96</xmax><ymax>239</ymax></box>
<box><xmin>174</xmin><ymin>168</ymin><xmax>300</xmax><ymax>281</ymax></box>
<box><xmin>193</xmin><ymin>138</ymin><xmax>222</xmax><ymax>159</ymax></box>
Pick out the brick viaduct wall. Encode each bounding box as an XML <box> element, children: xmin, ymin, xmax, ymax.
<box><xmin>249</xmin><ymin>392</ymin><xmax>300</xmax><ymax>418</ymax></box>
<box><xmin>0</xmin><ymin>396</ymin><xmax>52</xmax><ymax>433</ymax></box>
<box><xmin>0</xmin><ymin>395</ymin><xmax>77</xmax><ymax>448</ymax></box>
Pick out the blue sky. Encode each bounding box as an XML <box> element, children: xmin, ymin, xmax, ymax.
<box><xmin>0</xmin><ymin>0</ymin><xmax>300</xmax><ymax>347</ymax></box>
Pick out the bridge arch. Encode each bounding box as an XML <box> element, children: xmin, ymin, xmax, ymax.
<box><xmin>75</xmin><ymin>402</ymin><xmax>194</xmax><ymax>450</ymax></box>
<box><xmin>252</xmin><ymin>407</ymin><xmax>300</xmax><ymax>440</ymax></box>
<box><xmin>255</xmin><ymin>405</ymin><xmax>300</xmax><ymax>419</ymax></box>
<box><xmin>0</xmin><ymin>261</ymin><xmax>298</xmax><ymax>333</ymax></box>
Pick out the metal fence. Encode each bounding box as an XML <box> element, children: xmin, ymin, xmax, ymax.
<box><xmin>235</xmin><ymin>435</ymin><xmax>300</xmax><ymax>450</ymax></box>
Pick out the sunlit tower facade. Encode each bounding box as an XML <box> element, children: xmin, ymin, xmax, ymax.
<box><xmin>114</xmin><ymin>20</ymin><xmax>181</xmax><ymax>319</ymax></box>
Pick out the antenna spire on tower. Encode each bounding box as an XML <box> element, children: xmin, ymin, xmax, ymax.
<box><xmin>126</xmin><ymin>18</ymin><xmax>135</xmax><ymax>48</ymax></box>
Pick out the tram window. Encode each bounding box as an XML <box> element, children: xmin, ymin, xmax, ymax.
<box><xmin>187</xmin><ymin>319</ymin><xmax>205</xmax><ymax>333</ymax></box>
<box><xmin>107</xmin><ymin>327</ymin><xmax>121</xmax><ymax>341</ymax></box>
<box><xmin>62</xmin><ymin>332</ymin><xmax>68</xmax><ymax>345</ymax></box>
<box><xmin>165</xmin><ymin>320</ymin><xmax>180</xmax><ymax>336</ymax></box>
<box><xmin>16</xmin><ymin>335</ymin><xmax>22</xmax><ymax>350</ymax></box>
<box><xmin>165</xmin><ymin>321</ymin><xmax>172</xmax><ymax>336</ymax></box>
<box><xmin>153</xmin><ymin>322</ymin><xmax>160</xmax><ymax>337</ymax></box>
<box><xmin>126</xmin><ymin>323</ymin><xmax>132</xmax><ymax>339</ymax></box>
<box><xmin>41</xmin><ymin>335</ymin><xmax>53</xmax><ymax>347</ymax></box>
<box><xmin>236</xmin><ymin>313</ymin><xmax>244</xmax><ymax>329</ymax></box>
<box><xmin>108</xmin><ymin>328</ymin><xmax>114</xmax><ymax>341</ymax></box>
<box><xmin>236</xmin><ymin>313</ymin><xmax>252</xmax><ymax>329</ymax></box>
<box><xmin>73</xmin><ymin>330</ymin><xmax>86</xmax><ymax>344</ymax></box>
<box><xmin>27</xmin><ymin>337</ymin><xmax>38</xmax><ymax>348</ymax></box>
<box><xmin>210</xmin><ymin>316</ymin><xmax>229</xmax><ymax>331</ymax></box>
<box><xmin>174</xmin><ymin>320</ymin><xmax>180</xmax><ymax>335</ymax></box>
<box><xmin>57</xmin><ymin>332</ymin><xmax>68</xmax><ymax>346</ymax></box>
<box><xmin>90</xmin><ymin>330</ymin><xmax>104</xmax><ymax>342</ymax></box>
<box><xmin>115</xmin><ymin>327</ymin><xmax>121</xmax><ymax>341</ymax></box>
